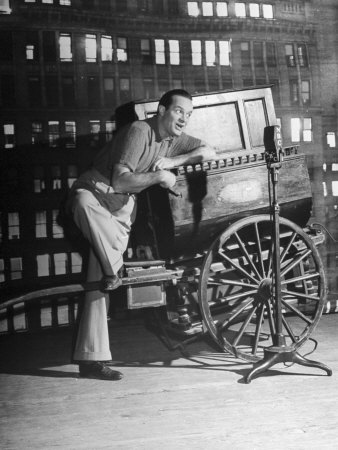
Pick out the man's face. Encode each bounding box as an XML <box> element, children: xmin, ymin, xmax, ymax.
<box><xmin>159</xmin><ymin>95</ymin><xmax>193</xmax><ymax>138</ymax></box>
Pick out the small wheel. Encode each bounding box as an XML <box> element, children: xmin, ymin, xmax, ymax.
<box><xmin>198</xmin><ymin>215</ymin><xmax>326</xmax><ymax>362</ymax></box>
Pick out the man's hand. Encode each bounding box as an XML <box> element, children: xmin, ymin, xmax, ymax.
<box><xmin>151</xmin><ymin>157</ymin><xmax>175</xmax><ymax>171</ymax></box>
<box><xmin>158</xmin><ymin>170</ymin><xmax>176</xmax><ymax>189</ymax></box>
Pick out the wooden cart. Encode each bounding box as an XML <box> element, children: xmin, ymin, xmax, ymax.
<box><xmin>0</xmin><ymin>87</ymin><xmax>327</xmax><ymax>365</ymax></box>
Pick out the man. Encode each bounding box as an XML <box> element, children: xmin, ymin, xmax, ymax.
<box><xmin>69</xmin><ymin>89</ymin><xmax>216</xmax><ymax>380</ymax></box>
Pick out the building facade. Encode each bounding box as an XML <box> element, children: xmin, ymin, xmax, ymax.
<box><xmin>0</xmin><ymin>0</ymin><xmax>337</xmax><ymax>309</ymax></box>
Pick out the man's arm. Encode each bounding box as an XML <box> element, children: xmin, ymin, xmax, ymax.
<box><xmin>111</xmin><ymin>163</ymin><xmax>177</xmax><ymax>194</ymax></box>
<box><xmin>151</xmin><ymin>144</ymin><xmax>216</xmax><ymax>171</ymax></box>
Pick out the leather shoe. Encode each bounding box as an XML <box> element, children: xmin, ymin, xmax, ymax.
<box><xmin>100</xmin><ymin>274</ymin><xmax>122</xmax><ymax>292</ymax></box>
<box><xmin>79</xmin><ymin>361</ymin><xmax>123</xmax><ymax>380</ymax></box>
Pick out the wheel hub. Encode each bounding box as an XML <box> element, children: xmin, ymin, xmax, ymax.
<box><xmin>257</xmin><ymin>278</ymin><xmax>272</xmax><ymax>301</ymax></box>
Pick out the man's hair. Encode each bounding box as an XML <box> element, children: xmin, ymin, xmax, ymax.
<box><xmin>158</xmin><ymin>89</ymin><xmax>192</xmax><ymax>110</ymax></box>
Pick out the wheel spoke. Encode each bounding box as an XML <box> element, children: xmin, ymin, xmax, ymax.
<box><xmin>281</xmin><ymin>288</ymin><xmax>320</xmax><ymax>302</ymax></box>
<box><xmin>208</xmin><ymin>276</ymin><xmax>258</xmax><ymax>289</ymax></box>
<box><xmin>281</xmin><ymin>272</ymin><xmax>320</xmax><ymax>286</ymax></box>
<box><xmin>254</xmin><ymin>222</ymin><xmax>265</xmax><ymax>277</ymax></box>
<box><xmin>281</xmin><ymin>297</ymin><xmax>314</xmax><ymax>325</ymax></box>
<box><xmin>234</xmin><ymin>232</ymin><xmax>263</xmax><ymax>281</ymax></box>
<box><xmin>280</xmin><ymin>231</ymin><xmax>297</xmax><ymax>264</ymax></box>
<box><xmin>216</xmin><ymin>289</ymin><xmax>258</xmax><ymax>304</ymax></box>
<box><xmin>280</xmin><ymin>249</ymin><xmax>312</xmax><ymax>278</ymax></box>
<box><xmin>282</xmin><ymin>316</ymin><xmax>298</xmax><ymax>343</ymax></box>
<box><xmin>232</xmin><ymin>304</ymin><xmax>258</xmax><ymax>347</ymax></box>
<box><xmin>218</xmin><ymin>249</ymin><xmax>259</xmax><ymax>284</ymax></box>
<box><xmin>218</xmin><ymin>298</ymin><xmax>255</xmax><ymax>330</ymax></box>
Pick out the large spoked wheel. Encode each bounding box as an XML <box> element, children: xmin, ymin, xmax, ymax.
<box><xmin>198</xmin><ymin>215</ymin><xmax>326</xmax><ymax>362</ymax></box>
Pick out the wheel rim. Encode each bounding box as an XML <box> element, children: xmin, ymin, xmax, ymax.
<box><xmin>198</xmin><ymin>214</ymin><xmax>326</xmax><ymax>362</ymax></box>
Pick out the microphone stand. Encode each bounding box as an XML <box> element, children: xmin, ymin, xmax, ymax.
<box><xmin>244</xmin><ymin>129</ymin><xmax>332</xmax><ymax>383</ymax></box>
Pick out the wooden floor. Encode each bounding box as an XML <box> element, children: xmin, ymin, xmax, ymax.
<box><xmin>0</xmin><ymin>312</ymin><xmax>337</xmax><ymax>450</ymax></box>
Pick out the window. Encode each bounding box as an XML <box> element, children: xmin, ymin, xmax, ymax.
<box><xmin>266</xmin><ymin>42</ymin><xmax>276</xmax><ymax>66</ymax></box>
<box><xmin>4</xmin><ymin>123</ymin><xmax>15</xmax><ymax>149</ymax></box>
<box><xmin>297</xmin><ymin>44</ymin><xmax>308</xmax><ymax>67</ymax></box>
<box><xmin>52</xmin><ymin>165</ymin><xmax>62</xmax><ymax>189</ymax></box>
<box><xmin>332</xmin><ymin>182</ymin><xmax>338</xmax><ymax>196</ymax></box>
<box><xmin>271</xmin><ymin>80</ymin><xmax>280</xmax><ymax>105</ymax></box>
<box><xmin>101</xmin><ymin>35</ymin><xmax>112</xmax><ymax>62</ymax></box>
<box><xmin>216</xmin><ymin>2</ymin><xmax>228</xmax><ymax>16</ymax></box>
<box><xmin>326</xmin><ymin>132</ymin><xmax>336</xmax><ymax>148</ymax></box>
<box><xmin>34</xmin><ymin>166</ymin><xmax>45</xmax><ymax>193</ymax></box>
<box><xmin>59</xmin><ymin>33</ymin><xmax>72</xmax><ymax>61</ymax></box>
<box><xmin>205</xmin><ymin>40</ymin><xmax>216</xmax><ymax>66</ymax></box>
<box><xmin>64</xmin><ymin>121</ymin><xmax>76</xmax><ymax>148</ymax></box>
<box><xmin>187</xmin><ymin>1</ymin><xmax>199</xmax><ymax>16</ymax></box>
<box><xmin>36</xmin><ymin>211</ymin><xmax>47</xmax><ymax>238</ymax></box>
<box><xmin>28</xmin><ymin>76</ymin><xmax>42</xmax><ymax>106</ymax></box>
<box><xmin>143</xmin><ymin>78</ymin><xmax>155</xmax><ymax>99</ymax></box>
<box><xmin>10</xmin><ymin>258</ymin><xmax>22</xmax><ymax>280</ymax></box>
<box><xmin>235</xmin><ymin>2</ymin><xmax>246</xmax><ymax>17</ymax></box>
<box><xmin>241</xmin><ymin>42</ymin><xmax>250</xmax><ymax>67</ymax></box>
<box><xmin>105</xmin><ymin>121</ymin><xmax>115</xmax><ymax>142</ymax></box>
<box><xmin>32</xmin><ymin>121</ymin><xmax>43</xmax><ymax>145</ymax></box>
<box><xmin>54</xmin><ymin>253</ymin><xmax>67</xmax><ymax>275</ymax></box>
<box><xmin>120</xmin><ymin>78</ymin><xmax>130</xmax><ymax>103</ymax></box>
<box><xmin>219</xmin><ymin>40</ymin><xmax>231</xmax><ymax>66</ymax></box>
<box><xmin>249</xmin><ymin>3</ymin><xmax>260</xmax><ymax>17</ymax></box>
<box><xmin>155</xmin><ymin>39</ymin><xmax>165</xmax><ymax>64</ymax></box>
<box><xmin>323</xmin><ymin>182</ymin><xmax>327</xmax><ymax>197</ymax></box>
<box><xmin>88</xmin><ymin>76</ymin><xmax>100</xmax><ymax>107</ymax></box>
<box><xmin>48</xmin><ymin>121</ymin><xmax>60</xmax><ymax>147</ymax></box>
<box><xmin>62</xmin><ymin>76</ymin><xmax>75</xmax><ymax>107</ymax></box>
<box><xmin>26</xmin><ymin>31</ymin><xmax>39</xmax><ymax>61</ymax></box>
<box><xmin>1</xmin><ymin>74</ymin><xmax>15</xmax><ymax>106</ymax></box>
<box><xmin>291</xmin><ymin>118</ymin><xmax>312</xmax><ymax>142</ymax></box>
<box><xmin>301</xmin><ymin>80</ymin><xmax>310</xmax><ymax>105</ymax></box>
<box><xmin>291</xmin><ymin>118</ymin><xmax>301</xmax><ymax>142</ymax></box>
<box><xmin>117</xmin><ymin>37</ymin><xmax>128</xmax><ymax>62</ymax></box>
<box><xmin>168</xmin><ymin>0</ymin><xmax>178</xmax><ymax>15</ymax></box>
<box><xmin>67</xmin><ymin>165</ymin><xmax>78</xmax><ymax>188</ymax></box>
<box><xmin>172</xmin><ymin>79</ymin><xmax>183</xmax><ymax>89</ymax></box>
<box><xmin>0</xmin><ymin>0</ymin><xmax>11</xmax><ymax>14</ymax></box>
<box><xmin>52</xmin><ymin>210</ymin><xmax>64</xmax><ymax>238</ymax></box>
<box><xmin>43</xmin><ymin>31</ymin><xmax>57</xmax><ymax>62</ymax></box>
<box><xmin>60</xmin><ymin>0</ymin><xmax>71</xmax><ymax>5</ymax></box>
<box><xmin>253</xmin><ymin>42</ymin><xmax>264</xmax><ymax>67</ymax></box>
<box><xmin>169</xmin><ymin>40</ymin><xmax>180</xmax><ymax>65</ymax></box>
<box><xmin>290</xmin><ymin>80</ymin><xmax>299</xmax><ymax>105</ymax></box>
<box><xmin>103</xmin><ymin>77</ymin><xmax>114</xmax><ymax>107</ymax></box>
<box><xmin>8</xmin><ymin>212</ymin><xmax>20</xmax><ymax>240</ymax></box>
<box><xmin>71</xmin><ymin>252</ymin><xmax>82</xmax><ymax>273</ymax></box>
<box><xmin>141</xmin><ymin>39</ymin><xmax>152</xmax><ymax>64</ymax></box>
<box><xmin>45</xmin><ymin>75</ymin><xmax>59</xmax><ymax>106</ymax></box>
<box><xmin>303</xmin><ymin>118</ymin><xmax>312</xmax><ymax>142</ymax></box>
<box><xmin>202</xmin><ymin>2</ymin><xmax>213</xmax><ymax>16</ymax></box>
<box><xmin>37</xmin><ymin>254</ymin><xmax>50</xmax><ymax>277</ymax></box>
<box><xmin>191</xmin><ymin>40</ymin><xmax>202</xmax><ymax>65</ymax></box>
<box><xmin>285</xmin><ymin>44</ymin><xmax>295</xmax><ymax>67</ymax></box>
<box><xmin>262</xmin><ymin>4</ymin><xmax>273</xmax><ymax>19</ymax></box>
<box><xmin>85</xmin><ymin>34</ymin><xmax>97</xmax><ymax>62</ymax></box>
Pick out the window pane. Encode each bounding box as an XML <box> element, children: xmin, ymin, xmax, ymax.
<box><xmin>52</xmin><ymin>210</ymin><xmax>64</xmax><ymax>238</ymax></box>
<box><xmin>219</xmin><ymin>40</ymin><xmax>230</xmax><ymax>66</ymax></box>
<box><xmin>85</xmin><ymin>34</ymin><xmax>96</xmax><ymax>62</ymax></box>
<box><xmin>187</xmin><ymin>2</ymin><xmax>199</xmax><ymax>16</ymax></box>
<box><xmin>101</xmin><ymin>35</ymin><xmax>112</xmax><ymax>61</ymax></box>
<box><xmin>37</xmin><ymin>254</ymin><xmax>50</xmax><ymax>277</ymax></box>
<box><xmin>10</xmin><ymin>257</ymin><xmax>22</xmax><ymax>280</ymax></box>
<box><xmin>327</xmin><ymin>132</ymin><xmax>336</xmax><ymax>148</ymax></box>
<box><xmin>54</xmin><ymin>253</ymin><xmax>67</xmax><ymax>275</ymax></box>
<box><xmin>155</xmin><ymin>39</ymin><xmax>165</xmax><ymax>64</ymax></box>
<box><xmin>202</xmin><ymin>2</ymin><xmax>213</xmax><ymax>16</ymax></box>
<box><xmin>249</xmin><ymin>3</ymin><xmax>259</xmax><ymax>17</ymax></box>
<box><xmin>59</xmin><ymin>33</ymin><xmax>72</xmax><ymax>61</ymax></box>
<box><xmin>235</xmin><ymin>2</ymin><xmax>246</xmax><ymax>17</ymax></box>
<box><xmin>71</xmin><ymin>252</ymin><xmax>82</xmax><ymax>273</ymax></box>
<box><xmin>36</xmin><ymin>211</ymin><xmax>47</xmax><ymax>238</ymax></box>
<box><xmin>117</xmin><ymin>37</ymin><xmax>128</xmax><ymax>62</ymax></box>
<box><xmin>262</xmin><ymin>4</ymin><xmax>273</xmax><ymax>19</ymax></box>
<box><xmin>169</xmin><ymin>39</ymin><xmax>180</xmax><ymax>65</ymax></box>
<box><xmin>191</xmin><ymin>40</ymin><xmax>202</xmax><ymax>65</ymax></box>
<box><xmin>205</xmin><ymin>40</ymin><xmax>216</xmax><ymax>66</ymax></box>
<box><xmin>291</xmin><ymin>118</ymin><xmax>301</xmax><ymax>142</ymax></box>
<box><xmin>216</xmin><ymin>2</ymin><xmax>228</xmax><ymax>16</ymax></box>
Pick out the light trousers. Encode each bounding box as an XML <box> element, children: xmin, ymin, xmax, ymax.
<box><xmin>71</xmin><ymin>188</ymin><xmax>135</xmax><ymax>361</ymax></box>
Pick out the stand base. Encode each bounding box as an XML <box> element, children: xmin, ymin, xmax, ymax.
<box><xmin>244</xmin><ymin>346</ymin><xmax>332</xmax><ymax>384</ymax></box>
